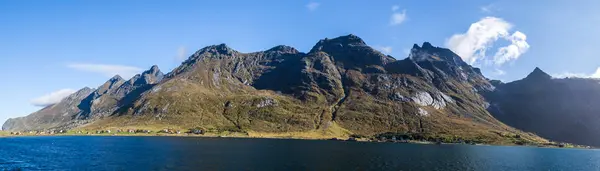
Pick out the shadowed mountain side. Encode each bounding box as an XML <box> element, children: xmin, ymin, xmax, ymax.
<box><xmin>485</xmin><ymin>68</ymin><xmax>600</xmax><ymax>146</ymax></box>
<box><xmin>3</xmin><ymin>35</ymin><xmax>550</xmax><ymax>146</ymax></box>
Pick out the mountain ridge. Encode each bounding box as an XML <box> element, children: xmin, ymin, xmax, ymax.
<box><xmin>485</xmin><ymin>67</ymin><xmax>600</xmax><ymax>146</ymax></box>
<box><xmin>2</xmin><ymin>34</ymin><xmax>562</xmax><ymax>146</ymax></box>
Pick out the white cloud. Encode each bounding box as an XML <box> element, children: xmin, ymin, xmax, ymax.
<box><xmin>590</xmin><ymin>69</ymin><xmax>600</xmax><ymax>78</ymax></box>
<box><xmin>480</xmin><ymin>4</ymin><xmax>496</xmax><ymax>13</ymax></box>
<box><xmin>554</xmin><ymin>67</ymin><xmax>600</xmax><ymax>78</ymax></box>
<box><xmin>176</xmin><ymin>46</ymin><xmax>187</xmax><ymax>61</ymax></box>
<box><xmin>392</xmin><ymin>5</ymin><xmax>400</xmax><ymax>11</ymax></box>
<box><xmin>376</xmin><ymin>46</ymin><xmax>393</xmax><ymax>54</ymax></box>
<box><xmin>30</xmin><ymin>89</ymin><xmax>77</xmax><ymax>107</ymax></box>
<box><xmin>554</xmin><ymin>72</ymin><xmax>586</xmax><ymax>78</ymax></box>
<box><xmin>67</xmin><ymin>63</ymin><xmax>143</xmax><ymax>79</ymax></box>
<box><xmin>445</xmin><ymin>17</ymin><xmax>529</xmax><ymax>66</ymax></box>
<box><xmin>494</xmin><ymin>68</ymin><xmax>506</xmax><ymax>76</ymax></box>
<box><xmin>480</xmin><ymin>7</ymin><xmax>491</xmax><ymax>13</ymax></box>
<box><xmin>390</xmin><ymin>9</ymin><xmax>407</xmax><ymax>26</ymax></box>
<box><xmin>493</xmin><ymin>31</ymin><xmax>530</xmax><ymax>65</ymax></box>
<box><xmin>306</xmin><ymin>2</ymin><xmax>320</xmax><ymax>11</ymax></box>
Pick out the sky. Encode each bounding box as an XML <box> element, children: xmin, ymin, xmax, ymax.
<box><xmin>1</xmin><ymin>0</ymin><xmax>600</xmax><ymax>123</ymax></box>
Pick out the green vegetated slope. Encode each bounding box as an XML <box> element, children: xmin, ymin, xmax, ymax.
<box><xmin>5</xmin><ymin>35</ymin><xmax>549</xmax><ymax>145</ymax></box>
<box><xmin>84</xmin><ymin>35</ymin><xmax>545</xmax><ymax>145</ymax></box>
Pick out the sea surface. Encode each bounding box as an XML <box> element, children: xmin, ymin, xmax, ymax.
<box><xmin>1</xmin><ymin>136</ymin><xmax>599</xmax><ymax>171</ymax></box>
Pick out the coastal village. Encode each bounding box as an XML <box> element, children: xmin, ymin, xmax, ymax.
<box><xmin>1</xmin><ymin>129</ymin><xmax>589</xmax><ymax>149</ymax></box>
<box><xmin>4</xmin><ymin>128</ymin><xmax>205</xmax><ymax>136</ymax></box>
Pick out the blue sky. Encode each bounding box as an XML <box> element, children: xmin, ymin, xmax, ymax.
<box><xmin>1</xmin><ymin>0</ymin><xmax>599</xmax><ymax>123</ymax></box>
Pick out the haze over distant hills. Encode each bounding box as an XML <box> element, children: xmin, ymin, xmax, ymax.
<box><xmin>4</xmin><ymin>34</ymin><xmax>600</xmax><ymax>146</ymax></box>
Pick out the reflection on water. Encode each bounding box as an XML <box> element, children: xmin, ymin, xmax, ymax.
<box><xmin>1</xmin><ymin>136</ymin><xmax>599</xmax><ymax>170</ymax></box>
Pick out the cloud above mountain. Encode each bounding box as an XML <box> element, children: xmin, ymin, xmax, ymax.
<box><xmin>306</xmin><ymin>2</ymin><xmax>320</xmax><ymax>11</ymax></box>
<box><xmin>30</xmin><ymin>89</ymin><xmax>77</xmax><ymax>107</ymax></box>
<box><xmin>445</xmin><ymin>17</ymin><xmax>529</xmax><ymax>66</ymax></box>
<box><xmin>376</xmin><ymin>46</ymin><xmax>393</xmax><ymax>54</ymax></box>
<box><xmin>554</xmin><ymin>67</ymin><xmax>600</xmax><ymax>78</ymax></box>
<box><xmin>176</xmin><ymin>46</ymin><xmax>187</xmax><ymax>61</ymax></box>
<box><xmin>67</xmin><ymin>63</ymin><xmax>143</xmax><ymax>79</ymax></box>
<box><xmin>480</xmin><ymin>4</ymin><xmax>498</xmax><ymax>13</ymax></box>
<box><xmin>390</xmin><ymin>5</ymin><xmax>407</xmax><ymax>26</ymax></box>
<box><xmin>493</xmin><ymin>31</ymin><xmax>530</xmax><ymax>65</ymax></box>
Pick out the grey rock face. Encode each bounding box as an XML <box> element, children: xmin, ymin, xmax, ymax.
<box><xmin>409</xmin><ymin>42</ymin><xmax>468</xmax><ymax>68</ymax></box>
<box><xmin>113</xmin><ymin>65</ymin><xmax>165</xmax><ymax>98</ymax></box>
<box><xmin>76</xmin><ymin>75</ymin><xmax>126</xmax><ymax>119</ymax></box>
<box><xmin>389</xmin><ymin>92</ymin><xmax>410</xmax><ymax>102</ymax></box>
<box><xmin>411</xmin><ymin>91</ymin><xmax>455</xmax><ymax>110</ymax></box>
<box><xmin>412</xmin><ymin>91</ymin><xmax>434</xmax><ymax>107</ymax></box>
<box><xmin>255</xmin><ymin>98</ymin><xmax>277</xmax><ymax>108</ymax></box>
<box><xmin>138</xmin><ymin>65</ymin><xmax>164</xmax><ymax>85</ymax></box>
<box><xmin>79</xmin><ymin>66</ymin><xmax>165</xmax><ymax>119</ymax></box>
<box><xmin>96</xmin><ymin>75</ymin><xmax>125</xmax><ymax>95</ymax></box>
<box><xmin>418</xmin><ymin>108</ymin><xmax>429</xmax><ymax>116</ymax></box>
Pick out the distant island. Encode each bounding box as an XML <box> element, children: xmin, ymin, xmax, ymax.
<box><xmin>4</xmin><ymin>35</ymin><xmax>600</xmax><ymax>148</ymax></box>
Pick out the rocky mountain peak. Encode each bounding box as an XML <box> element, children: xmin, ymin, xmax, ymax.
<box><xmin>525</xmin><ymin>67</ymin><xmax>552</xmax><ymax>80</ymax></box>
<box><xmin>384</xmin><ymin>57</ymin><xmax>433</xmax><ymax>80</ymax></box>
<box><xmin>109</xmin><ymin>75</ymin><xmax>124</xmax><ymax>82</ymax></box>
<box><xmin>266</xmin><ymin>45</ymin><xmax>299</xmax><ymax>54</ymax></box>
<box><xmin>58</xmin><ymin>87</ymin><xmax>95</xmax><ymax>103</ymax></box>
<box><xmin>308</xmin><ymin>34</ymin><xmax>395</xmax><ymax>70</ymax></box>
<box><xmin>309</xmin><ymin>34</ymin><xmax>367</xmax><ymax>53</ymax></box>
<box><xmin>197</xmin><ymin>43</ymin><xmax>236</xmax><ymax>56</ymax></box>
<box><xmin>411</xmin><ymin>42</ymin><xmax>435</xmax><ymax>50</ymax></box>
<box><xmin>75</xmin><ymin>87</ymin><xmax>94</xmax><ymax>95</ymax></box>
<box><xmin>96</xmin><ymin>75</ymin><xmax>125</xmax><ymax>94</ymax></box>
<box><xmin>136</xmin><ymin>65</ymin><xmax>164</xmax><ymax>85</ymax></box>
<box><xmin>335</xmin><ymin>34</ymin><xmax>366</xmax><ymax>45</ymax></box>
<box><xmin>76</xmin><ymin>66</ymin><xmax>163</xmax><ymax>120</ymax></box>
<box><xmin>422</xmin><ymin>42</ymin><xmax>434</xmax><ymax>49</ymax></box>
<box><xmin>409</xmin><ymin>42</ymin><xmax>468</xmax><ymax>67</ymax></box>
<box><xmin>412</xmin><ymin>44</ymin><xmax>420</xmax><ymax>49</ymax></box>
<box><xmin>149</xmin><ymin>65</ymin><xmax>160</xmax><ymax>72</ymax></box>
<box><xmin>78</xmin><ymin>87</ymin><xmax>93</xmax><ymax>92</ymax></box>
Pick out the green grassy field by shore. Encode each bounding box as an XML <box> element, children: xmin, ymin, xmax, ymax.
<box><xmin>2</xmin><ymin>127</ymin><xmax>588</xmax><ymax>149</ymax></box>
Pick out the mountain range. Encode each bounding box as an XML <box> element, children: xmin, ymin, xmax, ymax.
<box><xmin>4</xmin><ymin>34</ymin><xmax>599</xmax><ymax>146</ymax></box>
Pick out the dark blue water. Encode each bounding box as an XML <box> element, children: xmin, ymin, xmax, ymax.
<box><xmin>1</xmin><ymin>136</ymin><xmax>599</xmax><ymax>171</ymax></box>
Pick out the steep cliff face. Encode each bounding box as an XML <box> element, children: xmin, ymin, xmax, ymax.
<box><xmin>326</xmin><ymin>40</ymin><xmax>498</xmax><ymax>136</ymax></box>
<box><xmin>2</xmin><ymin>35</ymin><xmax>547</xmax><ymax>145</ymax></box>
<box><xmin>486</xmin><ymin>68</ymin><xmax>600</xmax><ymax>146</ymax></box>
<box><xmin>76</xmin><ymin>75</ymin><xmax>126</xmax><ymax>120</ymax></box>
<box><xmin>76</xmin><ymin>66</ymin><xmax>165</xmax><ymax>120</ymax></box>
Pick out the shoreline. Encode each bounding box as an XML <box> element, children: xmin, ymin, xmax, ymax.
<box><xmin>1</xmin><ymin>132</ymin><xmax>591</xmax><ymax>149</ymax></box>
